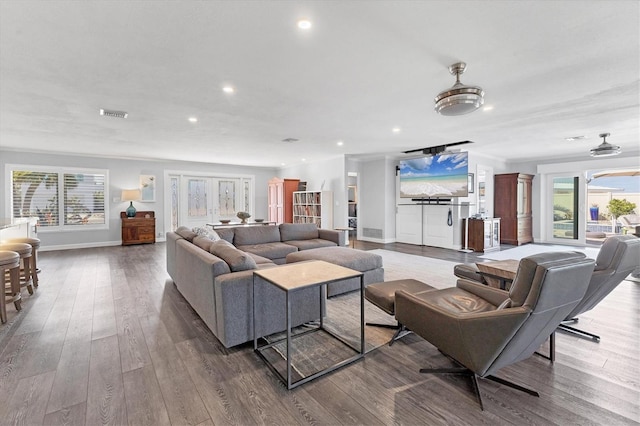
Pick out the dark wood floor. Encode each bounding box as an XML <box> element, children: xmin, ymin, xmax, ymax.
<box><xmin>1</xmin><ymin>240</ymin><xmax>638</xmax><ymax>425</ymax></box>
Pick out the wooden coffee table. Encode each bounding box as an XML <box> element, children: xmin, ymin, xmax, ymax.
<box><xmin>476</xmin><ymin>259</ymin><xmax>519</xmax><ymax>290</ymax></box>
<box><xmin>253</xmin><ymin>260</ymin><xmax>365</xmax><ymax>389</ymax></box>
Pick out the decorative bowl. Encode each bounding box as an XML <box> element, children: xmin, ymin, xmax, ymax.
<box><xmin>219</xmin><ymin>219</ymin><xmax>231</xmax><ymax>224</ymax></box>
<box><xmin>236</xmin><ymin>211</ymin><xmax>251</xmax><ymax>224</ymax></box>
<box><xmin>254</xmin><ymin>219</ymin><xmax>264</xmax><ymax>223</ymax></box>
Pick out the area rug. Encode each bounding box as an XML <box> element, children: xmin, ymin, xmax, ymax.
<box><xmin>479</xmin><ymin>244</ymin><xmax>600</xmax><ymax>261</ymax></box>
<box><xmin>368</xmin><ymin>249</ymin><xmax>459</xmax><ymax>289</ymax></box>
<box><xmin>259</xmin><ymin>250</ymin><xmax>459</xmax><ymax>380</ymax></box>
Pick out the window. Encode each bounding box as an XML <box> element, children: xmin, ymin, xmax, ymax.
<box><xmin>9</xmin><ymin>165</ymin><xmax>108</xmax><ymax>230</ymax></box>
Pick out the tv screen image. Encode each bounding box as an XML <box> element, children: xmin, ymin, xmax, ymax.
<box><xmin>399</xmin><ymin>152</ymin><xmax>469</xmax><ymax>198</ymax></box>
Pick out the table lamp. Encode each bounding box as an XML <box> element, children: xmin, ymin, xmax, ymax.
<box><xmin>121</xmin><ymin>189</ymin><xmax>141</xmax><ymax>218</ymax></box>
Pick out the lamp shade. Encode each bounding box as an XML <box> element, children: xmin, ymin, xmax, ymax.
<box><xmin>121</xmin><ymin>189</ymin><xmax>141</xmax><ymax>218</ymax></box>
<box><xmin>121</xmin><ymin>189</ymin><xmax>141</xmax><ymax>201</ymax></box>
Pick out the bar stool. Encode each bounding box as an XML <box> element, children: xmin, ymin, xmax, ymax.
<box><xmin>0</xmin><ymin>242</ymin><xmax>33</xmax><ymax>295</ymax></box>
<box><xmin>6</xmin><ymin>237</ymin><xmax>40</xmax><ymax>288</ymax></box>
<box><xmin>0</xmin><ymin>251</ymin><xmax>21</xmax><ymax>323</ymax></box>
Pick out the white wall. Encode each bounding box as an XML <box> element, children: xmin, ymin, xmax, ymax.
<box><xmin>278</xmin><ymin>155</ymin><xmax>347</xmax><ymax>228</ymax></box>
<box><xmin>358</xmin><ymin>157</ymin><xmax>396</xmax><ymax>243</ymax></box>
<box><xmin>1</xmin><ymin>150</ymin><xmax>277</xmax><ymax>249</ymax></box>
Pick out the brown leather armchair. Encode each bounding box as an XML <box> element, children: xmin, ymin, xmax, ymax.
<box><xmin>395</xmin><ymin>251</ymin><xmax>595</xmax><ymax>410</ymax></box>
<box><xmin>453</xmin><ymin>236</ymin><xmax>640</xmax><ymax>345</ymax></box>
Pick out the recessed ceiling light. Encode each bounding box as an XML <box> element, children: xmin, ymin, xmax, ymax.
<box><xmin>188</xmin><ymin>117</ymin><xmax>198</xmax><ymax>123</ymax></box>
<box><xmin>297</xmin><ymin>19</ymin><xmax>312</xmax><ymax>30</ymax></box>
<box><xmin>302</xmin><ymin>158</ymin><xmax>306</xmax><ymax>162</ymax></box>
<box><xmin>483</xmin><ymin>105</ymin><xmax>494</xmax><ymax>111</ymax></box>
<box><xmin>223</xmin><ymin>86</ymin><xmax>235</xmax><ymax>94</ymax></box>
<box><xmin>392</xmin><ymin>127</ymin><xmax>401</xmax><ymax>133</ymax></box>
<box><xmin>281</xmin><ymin>163</ymin><xmax>286</xmax><ymax>166</ymax></box>
<box><xmin>337</xmin><ymin>141</ymin><xmax>344</xmax><ymax>146</ymax></box>
<box><xmin>99</xmin><ymin>108</ymin><xmax>128</xmax><ymax>119</ymax></box>
<box><xmin>565</xmin><ymin>135</ymin><xmax>586</xmax><ymax>141</ymax></box>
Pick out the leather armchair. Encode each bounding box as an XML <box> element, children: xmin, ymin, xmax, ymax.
<box><xmin>395</xmin><ymin>251</ymin><xmax>595</xmax><ymax>410</ymax></box>
<box><xmin>559</xmin><ymin>235</ymin><xmax>640</xmax><ymax>341</ymax></box>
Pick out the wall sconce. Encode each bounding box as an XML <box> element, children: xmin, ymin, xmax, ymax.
<box><xmin>121</xmin><ymin>189</ymin><xmax>141</xmax><ymax>218</ymax></box>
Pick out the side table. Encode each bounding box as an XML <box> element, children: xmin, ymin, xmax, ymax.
<box><xmin>335</xmin><ymin>227</ymin><xmax>355</xmax><ymax>248</ymax></box>
<box><xmin>253</xmin><ymin>260</ymin><xmax>364</xmax><ymax>389</ymax></box>
<box><xmin>476</xmin><ymin>259</ymin><xmax>519</xmax><ymax>290</ymax></box>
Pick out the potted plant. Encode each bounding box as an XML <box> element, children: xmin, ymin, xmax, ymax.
<box><xmin>589</xmin><ymin>203</ymin><xmax>599</xmax><ymax>221</ymax></box>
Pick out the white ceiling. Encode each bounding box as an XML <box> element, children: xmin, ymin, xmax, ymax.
<box><xmin>1</xmin><ymin>1</ymin><xmax>639</xmax><ymax>168</ymax></box>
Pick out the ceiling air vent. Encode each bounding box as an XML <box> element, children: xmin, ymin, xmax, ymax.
<box><xmin>99</xmin><ymin>109</ymin><xmax>128</xmax><ymax>119</ymax></box>
<box><xmin>282</xmin><ymin>138</ymin><xmax>298</xmax><ymax>143</ymax></box>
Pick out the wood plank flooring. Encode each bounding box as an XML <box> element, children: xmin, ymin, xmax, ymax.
<box><xmin>0</xmin><ymin>241</ymin><xmax>638</xmax><ymax>425</ymax></box>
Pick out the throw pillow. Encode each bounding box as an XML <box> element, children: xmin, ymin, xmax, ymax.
<box><xmin>192</xmin><ymin>226</ymin><xmax>221</xmax><ymax>241</ymax></box>
<box><xmin>209</xmin><ymin>240</ymin><xmax>257</xmax><ymax>272</ymax></box>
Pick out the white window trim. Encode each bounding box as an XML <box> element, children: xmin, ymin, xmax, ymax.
<box><xmin>6</xmin><ymin>163</ymin><xmax>110</xmax><ymax>232</ymax></box>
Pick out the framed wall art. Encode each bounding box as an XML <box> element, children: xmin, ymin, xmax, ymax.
<box><xmin>140</xmin><ymin>175</ymin><xmax>156</xmax><ymax>202</ymax></box>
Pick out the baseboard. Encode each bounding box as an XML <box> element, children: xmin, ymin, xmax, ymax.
<box><xmin>359</xmin><ymin>236</ymin><xmax>396</xmax><ymax>244</ymax></box>
<box><xmin>39</xmin><ymin>238</ymin><xmax>166</xmax><ymax>252</ymax></box>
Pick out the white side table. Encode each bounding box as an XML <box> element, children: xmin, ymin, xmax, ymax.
<box><xmin>334</xmin><ymin>227</ymin><xmax>355</xmax><ymax>248</ymax></box>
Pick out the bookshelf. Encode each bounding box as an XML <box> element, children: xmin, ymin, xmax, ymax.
<box><xmin>293</xmin><ymin>191</ymin><xmax>333</xmax><ymax>229</ymax></box>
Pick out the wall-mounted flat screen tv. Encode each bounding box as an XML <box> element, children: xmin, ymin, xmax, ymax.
<box><xmin>399</xmin><ymin>152</ymin><xmax>469</xmax><ymax>198</ymax></box>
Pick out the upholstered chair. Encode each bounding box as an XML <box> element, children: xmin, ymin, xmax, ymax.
<box><xmin>559</xmin><ymin>235</ymin><xmax>640</xmax><ymax>341</ymax></box>
<box><xmin>395</xmin><ymin>251</ymin><xmax>595</xmax><ymax>410</ymax></box>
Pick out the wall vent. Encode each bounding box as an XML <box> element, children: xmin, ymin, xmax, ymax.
<box><xmin>363</xmin><ymin>228</ymin><xmax>383</xmax><ymax>239</ymax></box>
<box><xmin>100</xmin><ymin>109</ymin><xmax>128</xmax><ymax>119</ymax></box>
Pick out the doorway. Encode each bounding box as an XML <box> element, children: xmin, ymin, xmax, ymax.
<box><xmin>546</xmin><ymin>172</ymin><xmax>585</xmax><ymax>245</ymax></box>
<box><xmin>167</xmin><ymin>173</ymin><xmax>254</xmax><ymax>231</ymax></box>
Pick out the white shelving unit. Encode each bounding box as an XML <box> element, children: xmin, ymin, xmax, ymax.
<box><xmin>293</xmin><ymin>191</ymin><xmax>333</xmax><ymax>229</ymax></box>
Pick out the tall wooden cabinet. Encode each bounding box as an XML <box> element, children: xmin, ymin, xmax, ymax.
<box><xmin>268</xmin><ymin>178</ymin><xmax>300</xmax><ymax>224</ymax></box>
<box><xmin>121</xmin><ymin>211</ymin><xmax>155</xmax><ymax>245</ymax></box>
<box><xmin>494</xmin><ymin>173</ymin><xmax>534</xmax><ymax>245</ymax></box>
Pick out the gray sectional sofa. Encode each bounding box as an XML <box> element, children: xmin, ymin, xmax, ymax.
<box><xmin>166</xmin><ymin>223</ymin><xmax>346</xmax><ymax>348</ymax></box>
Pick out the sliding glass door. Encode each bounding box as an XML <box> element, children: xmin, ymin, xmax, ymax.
<box><xmin>547</xmin><ymin>173</ymin><xmax>584</xmax><ymax>244</ymax></box>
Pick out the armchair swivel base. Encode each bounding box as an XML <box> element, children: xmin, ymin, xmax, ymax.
<box><xmin>558</xmin><ymin>318</ymin><xmax>600</xmax><ymax>342</ymax></box>
<box><xmin>419</xmin><ymin>363</ymin><xmax>539</xmax><ymax>411</ymax></box>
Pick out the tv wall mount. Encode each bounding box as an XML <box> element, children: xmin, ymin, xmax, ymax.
<box><xmin>403</xmin><ymin>140</ymin><xmax>473</xmax><ymax>155</ymax></box>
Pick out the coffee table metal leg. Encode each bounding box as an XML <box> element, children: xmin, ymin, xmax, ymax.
<box><xmin>286</xmin><ymin>291</ymin><xmax>292</xmax><ymax>389</ymax></box>
<box><xmin>360</xmin><ymin>274</ymin><xmax>365</xmax><ymax>354</ymax></box>
<box><xmin>253</xmin><ymin>274</ymin><xmax>257</xmax><ymax>350</ymax></box>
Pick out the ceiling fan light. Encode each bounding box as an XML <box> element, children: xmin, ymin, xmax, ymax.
<box><xmin>590</xmin><ymin>133</ymin><xmax>621</xmax><ymax>157</ymax></box>
<box><xmin>434</xmin><ymin>62</ymin><xmax>484</xmax><ymax>116</ymax></box>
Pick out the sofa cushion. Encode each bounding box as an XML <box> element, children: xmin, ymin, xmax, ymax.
<box><xmin>193</xmin><ymin>226</ymin><xmax>221</xmax><ymax>241</ymax></box>
<box><xmin>279</xmin><ymin>223</ymin><xmax>319</xmax><ymax>241</ymax></box>
<box><xmin>233</xmin><ymin>225</ymin><xmax>281</xmax><ymax>246</ymax></box>
<box><xmin>286</xmin><ymin>246</ymin><xmax>383</xmax><ymax>271</ymax></box>
<box><xmin>193</xmin><ymin>235</ymin><xmax>214</xmax><ymax>252</ymax></box>
<box><xmin>246</xmin><ymin>252</ymin><xmax>275</xmax><ymax>265</ymax></box>
<box><xmin>209</xmin><ymin>240</ymin><xmax>257</xmax><ymax>272</ymax></box>
<box><xmin>237</xmin><ymin>241</ymin><xmax>298</xmax><ymax>260</ymax></box>
<box><xmin>216</xmin><ymin>228</ymin><xmax>235</xmax><ymax>244</ymax></box>
<box><xmin>176</xmin><ymin>226</ymin><xmax>197</xmax><ymax>242</ymax></box>
<box><xmin>284</xmin><ymin>239</ymin><xmax>337</xmax><ymax>251</ymax></box>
